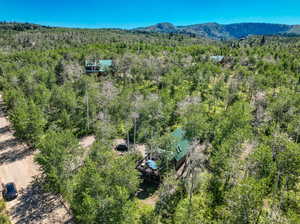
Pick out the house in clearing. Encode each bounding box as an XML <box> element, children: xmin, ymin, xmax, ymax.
<box><xmin>85</xmin><ymin>59</ymin><xmax>113</xmax><ymax>73</ymax></box>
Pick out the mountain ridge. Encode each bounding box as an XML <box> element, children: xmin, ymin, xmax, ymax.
<box><xmin>2</xmin><ymin>21</ymin><xmax>300</xmax><ymax>40</ymax></box>
<box><xmin>134</xmin><ymin>22</ymin><xmax>300</xmax><ymax>40</ymax></box>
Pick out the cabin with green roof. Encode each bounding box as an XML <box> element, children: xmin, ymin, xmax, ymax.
<box><xmin>137</xmin><ymin>128</ymin><xmax>191</xmax><ymax>174</ymax></box>
<box><xmin>171</xmin><ymin>128</ymin><xmax>191</xmax><ymax>169</ymax></box>
<box><xmin>85</xmin><ymin>60</ymin><xmax>113</xmax><ymax>73</ymax></box>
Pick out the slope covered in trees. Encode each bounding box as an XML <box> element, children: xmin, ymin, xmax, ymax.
<box><xmin>135</xmin><ymin>22</ymin><xmax>300</xmax><ymax>40</ymax></box>
<box><xmin>0</xmin><ymin>25</ymin><xmax>299</xmax><ymax>223</ymax></box>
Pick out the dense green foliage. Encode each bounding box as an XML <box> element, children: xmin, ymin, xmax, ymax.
<box><xmin>0</xmin><ymin>24</ymin><xmax>299</xmax><ymax>223</ymax></box>
<box><xmin>0</xmin><ymin>200</ymin><xmax>11</xmax><ymax>224</ymax></box>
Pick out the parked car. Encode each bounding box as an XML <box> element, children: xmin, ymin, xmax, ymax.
<box><xmin>115</xmin><ymin>143</ymin><xmax>128</xmax><ymax>152</ymax></box>
<box><xmin>2</xmin><ymin>182</ymin><xmax>18</xmax><ymax>200</ymax></box>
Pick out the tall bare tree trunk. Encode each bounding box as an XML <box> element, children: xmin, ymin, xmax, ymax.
<box><xmin>86</xmin><ymin>83</ymin><xmax>89</xmax><ymax>131</ymax></box>
<box><xmin>134</xmin><ymin>117</ymin><xmax>136</xmax><ymax>150</ymax></box>
<box><xmin>127</xmin><ymin>131</ymin><xmax>130</xmax><ymax>151</ymax></box>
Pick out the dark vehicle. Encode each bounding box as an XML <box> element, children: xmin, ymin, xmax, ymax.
<box><xmin>115</xmin><ymin>143</ymin><xmax>128</xmax><ymax>152</ymax></box>
<box><xmin>2</xmin><ymin>182</ymin><xmax>18</xmax><ymax>201</ymax></box>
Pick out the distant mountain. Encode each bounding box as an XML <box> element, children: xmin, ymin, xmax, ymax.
<box><xmin>134</xmin><ymin>22</ymin><xmax>300</xmax><ymax>40</ymax></box>
<box><xmin>144</xmin><ymin>22</ymin><xmax>177</xmax><ymax>33</ymax></box>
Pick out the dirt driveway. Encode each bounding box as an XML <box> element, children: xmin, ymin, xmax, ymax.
<box><xmin>0</xmin><ymin>95</ymin><xmax>95</xmax><ymax>224</ymax></box>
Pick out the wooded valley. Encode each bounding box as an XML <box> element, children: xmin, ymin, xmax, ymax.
<box><xmin>0</xmin><ymin>23</ymin><xmax>299</xmax><ymax>223</ymax></box>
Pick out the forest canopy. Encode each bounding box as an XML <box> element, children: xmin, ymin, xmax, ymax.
<box><xmin>0</xmin><ymin>24</ymin><xmax>299</xmax><ymax>224</ymax></box>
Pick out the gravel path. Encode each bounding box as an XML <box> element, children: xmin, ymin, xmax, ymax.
<box><xmin>0</xmin><ymin>95</ymin><xmax>95</xmax><ymax>224</ymax></box>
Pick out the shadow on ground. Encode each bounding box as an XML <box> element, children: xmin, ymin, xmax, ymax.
<box><xmin>10</xmin><ymin>176</ymin><xmax>73</xmax><ymax>224</ymax></box>
<box><xmin>0</xmin><ymin>137</ymin><xmax>20</xmax><ymax>151</ymax></box>
<box><xmin>0</xmin><ymin>102</ymin><xmax>7</xmax><ymax>116</ymax></box>
<box><xmin>0</xmin><ymin>143</ymin><xmax>35</xmax><ymax>165</ymax></box>
<box><xmin>136</xmin><ymin>178</ymin><xmax>160</xmax><ymax>200</ymax></box>
<box><xmin>0</xmin><ymin>125</ymin><xmax>10</xmax><ymax>134</ymax></box>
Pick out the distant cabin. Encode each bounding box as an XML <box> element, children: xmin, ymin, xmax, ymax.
<box><xmin>210</xmin><ymin>55</ymin><xmax>225</xmax><ymax>63</ymax></box>
<box><xmin>171</xmin><ymin>128</ymin><xmax>191</xmax><ymax>169</ymax></box>
<box><xmin>85</xmin><ymin>60</ymin><xmax>113</xmax><ymax>73</ymax></box>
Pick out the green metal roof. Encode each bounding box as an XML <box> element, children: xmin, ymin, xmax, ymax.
<box><xmin>171</xmin><ymin>128</ymin><xmax>191</xmax><ymax>162</ymax></box>
<box><xmin>99</xmin><ymin>60</ymin><xmax>112</xmax><ymax>72</ymax></box>
<box><xmin>85</xmin><ymin>60</ymin><xmax>113</xmax><ymax>72</ymax></box>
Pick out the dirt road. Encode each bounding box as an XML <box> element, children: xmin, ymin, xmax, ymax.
<box><xmin>0</xmin><ymin>94</ymin><xmax>95</xmax><ymax>224</ymax></box>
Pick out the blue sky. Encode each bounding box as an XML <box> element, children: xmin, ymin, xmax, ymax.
<box><xmin>0</xmin><ymin>0</ymin><xmax>300</xmax><ymax>29</ymax></box>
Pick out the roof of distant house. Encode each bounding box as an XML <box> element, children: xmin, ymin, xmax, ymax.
<box><xmin>99</xmin><ymin>60</ymin><xmax>112</xmax><ymax>68</ymax></box>
<box><xmin>85</xmin><ymin>59</ymin><xmax>113</xmax><ymax>72</ymax></box>
<box><xmin>210</xmin><ymin>55</ymin><xmax>224</xmax><ymax>63</ymax></box>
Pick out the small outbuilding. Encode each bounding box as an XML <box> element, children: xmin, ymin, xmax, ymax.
<box><xmin>146</xmin><ymin>160</ymin><xmax>158</xmax><ymax>170</ymax></box>
<box><xmin>137</xmin><ymin>158</ymin><xmax>159</xmax><ymax>180</ymax></box>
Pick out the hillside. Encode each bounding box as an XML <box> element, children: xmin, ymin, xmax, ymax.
<box><xmin>135</xmin><ymin>22</ymin><xmax>300</xmax><ymax>39</ymax></box>
<box><xmin>0</xmin><ymin>22</ymin><xmax>213</xmax><ymax>53</ymax></box>
<box><xmin>0</xmin><ymin>21</ymin><xmax>51</xmax><ymax>31</ymax></box>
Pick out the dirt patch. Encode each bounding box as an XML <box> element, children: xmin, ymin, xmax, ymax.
<box><xmin>240</xmin><ymin>141</ymin><xmax>256</xmax><ymax>161</ymax></box>
<box><xmin>136</xmin><ymin>144</ymin><xmax>147</xmax><ymax>158</ymax></box>
<box><xmin>113</xmin><ymin>138</ymin><xmax>126</xmax><ymax>147</ymax></box>
<box><xmin>141</xmin><ymin>195</ymin><xmax>159</xmax><ymax>206</ymax></box>
<box><xmin>79</xmin><ymin>135</ymin><xmax>95</xmax><ymax>149</ymax></box>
